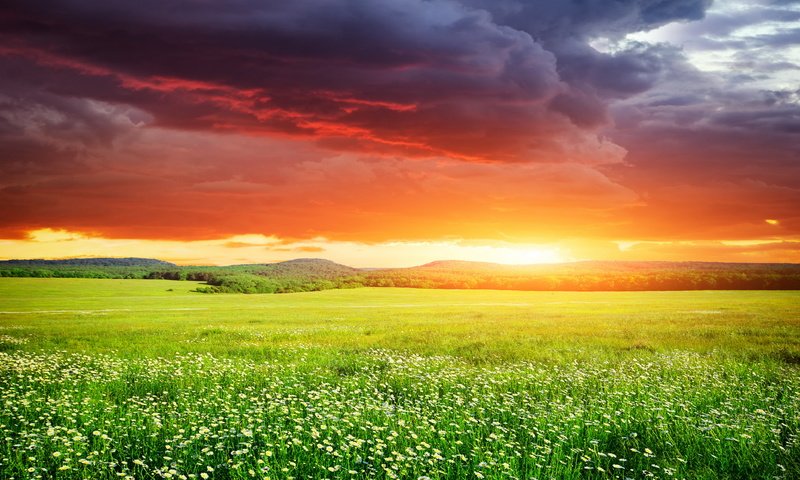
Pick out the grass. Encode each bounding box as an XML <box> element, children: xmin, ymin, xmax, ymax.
<box><xmin>1</xmin><ymin>278</ymin><xmax>799</xmax><ymax>479</ymax></box>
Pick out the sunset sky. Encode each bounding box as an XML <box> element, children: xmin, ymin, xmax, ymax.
<box><xmin>1</xmin><ymin>0</ymin><xmax>799</xmax><ymax>266</ymax></box>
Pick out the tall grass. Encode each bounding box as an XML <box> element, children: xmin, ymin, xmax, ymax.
<box><xmin>1</xmin><ymin>279</ymin><xmax>799</xmax><ymax>479</ymax></box>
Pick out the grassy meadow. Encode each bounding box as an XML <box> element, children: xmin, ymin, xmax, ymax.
<box><xmin>1</xmin><ymin>278</ymin><xmax>799</xmax><ymax>479</ymax></box>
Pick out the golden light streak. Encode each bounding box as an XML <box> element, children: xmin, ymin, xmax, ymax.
<box><xmin>1</xmin><ymin>230</ymin><xmax>567</xmax><ymax>267</ymax></box>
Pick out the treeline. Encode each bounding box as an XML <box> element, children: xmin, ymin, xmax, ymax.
<box><xmin>0</xmin><ymin>257</ymin><xmax>174</xmax><ymax>267</ymax></box>
<box><xmin>0</xmin><ymin>258</ymin><xmax>362</xmax><ymax>294</ymax></box>
<box><xmin>193</xmin><ymin>274</ymin><xmax>363</xmax><ymax>294</ymax></box>
<box><xmin>0</xmin><ymin>257</ymin><xmax>176</xmax><ymax>279</ymax></box>
<box><xmin>0</xmin><ymin>265</ymin><xmax>167</xmax><ymax>279</ymax></box>
<box><xmin>2</xmin><ymin>258</ymin><xmax>800</xmax><ymax>292</ymax></box>
<box><xmin>0</xmin><ymin>265</ymin><xmax>358</xmax><ymax>294</ymax></box>
<box><xmin>355</xmin><ymin>261</ymin><xmax>800</xmax><ymax>291</ymax></box>
<box><xmin>356</xmin><ymin>270</ymin><xmax>800</xmax><ymax>291</ymax></box>
<box><xmin>137</xmin><ymin>268</ymin><xmax>800</xmax><ymax>291</ymax></box>
<box><xmin>145</xmin><ymin>258</ymin><xmax>362</xmax><ymax>293</ymax></box>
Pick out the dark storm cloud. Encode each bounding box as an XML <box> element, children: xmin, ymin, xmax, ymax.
<box><xmin>0</xmin><ymin>0</ymin><xmax>565</xmax><ymax>160</ymax></box>
<box><xmin>0</xmin><ymin>0</ymin><xmax>717</xmax><ymax>161</ymax></box>
<box><xmin>544</xmin><ymin>41</ymin><xmax>673</xmax><ymax>126</ymax></box>
<box><xmin>463</xmin><ymin>0</ymin><xmax>711</xmax><ymax>40</ymax></box>
<box><xmin>462</xmin><ymin>0</ymin><xmax>713</xmax><ymax>126</ymax></box>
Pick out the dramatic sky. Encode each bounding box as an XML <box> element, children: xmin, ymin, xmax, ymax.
<box><xmin>1</xmin><ymin>0</ymin><xmax>799</xmax><ymax>266</ymax></box>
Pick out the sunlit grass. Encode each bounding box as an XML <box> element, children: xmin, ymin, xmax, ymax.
<box><xmin>1</xmin><ymin>278</ymin><xmax>799</xmax><ymax>479</ymax></box>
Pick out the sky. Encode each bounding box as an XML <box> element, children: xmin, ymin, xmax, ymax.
<box><xmin>0</xmin><ymin>0</ymin><xmax>799</xmax><ymax>267</ymax></box>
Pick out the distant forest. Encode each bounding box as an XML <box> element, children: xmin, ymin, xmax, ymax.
<box><xmin>2</xmin><ymin>257</ymin><xmax>800</xmax><ymax>293</ymax></box>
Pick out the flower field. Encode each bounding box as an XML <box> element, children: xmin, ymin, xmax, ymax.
<box><xmin>1</xmin><ymin>279</ymin><xmax>799</xmax><ymax>479</ymax></box>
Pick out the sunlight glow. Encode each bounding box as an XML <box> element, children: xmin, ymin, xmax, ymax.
<box><xmin>475</xmin><ymin>246</ymin><xmax>564</xmax><ymax>265</ymax></box>
<box><xmin>5</xmin><ymin>229</ymin><xmax>799</xmax><ymax>266</ymax></box>
<box><xmin>0</xmin><ymin>230</ymin><xmax>568</xmax><ymax>267</ymax></box>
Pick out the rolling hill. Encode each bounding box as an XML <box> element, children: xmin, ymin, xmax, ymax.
<box><xmin>0</xmin><ymin>257</ymin><xmax>176</xmax><ymax>267</ymax></box>
<box><xmin>2</xmin><ymin>257</ymin><xmax>800</xmax><ymax>291</ymax></box>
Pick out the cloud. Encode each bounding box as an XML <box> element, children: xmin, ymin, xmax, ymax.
<box><xmin>1</xmin><ymin>0</ymin><xmax>799</xmax><ymax>260</ymax></box>
<box><xmin>0</xmin><ymin>125</ymin><xmax>641</xmax><ymax>241</ymax></box>
<box><xmin>0</xmin><ymin>0</ymin><xmax>720</xmax><ymax>162</ymax></box>
<box><xmin>464</xmin><ymin>0</ymin><xmax>712</xmax><ymax>40</ymax></box>
<box><xmin>0</xmin><ymin>0</ymin><xmax>581</xmax><ymax>161</ymax></box>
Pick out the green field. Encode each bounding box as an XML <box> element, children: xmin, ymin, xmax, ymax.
<box><xmin>1</xmin><ymin>278</ymin><xmax>799</xmax><ymax>479</ymax></box>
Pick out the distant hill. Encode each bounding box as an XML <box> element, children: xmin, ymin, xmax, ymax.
<box><xmin>172</xmin><ymin>258</ymin><xmax>360</xmax><ymax>294</ymax></box>
<box><xmin>1</xmin><ymin>256</ymin><xmax>799</xmax><ymax>291</ymax></box>
<box><xmin>420</xmin><ymin>260</ymin><xmax>509</xmax><ymax>270</ymax></box>
<box><xmin>0</xmin><ymin>257</ymin><xmax>176</xmax><ymax>267</ymax></box>
<box><xmin>247</xmin><ymin>258</ymin><xmax>360</xmax><ymax>279</ymax></box>
<box><xmin>417</xmin><ymin>260</ymin><xmax>800</xmax><ymax>274</ymax></box>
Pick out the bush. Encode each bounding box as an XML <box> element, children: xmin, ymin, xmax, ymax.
<box><xmin>211</xmin><ymin>274</ymin><xmax>279</xmax><ymax>294</ymax></box>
